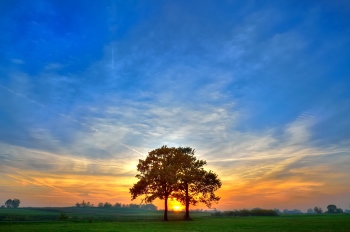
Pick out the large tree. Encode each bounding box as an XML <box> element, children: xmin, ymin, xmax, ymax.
<box><xmin>130</xmin><ymin>145</ymin><xmax>183</xmax><ymax>221</ymax></box>
<box><xmin>172</xmin><ymin>147</ymin><xmax>221</xmax><ymax>220</ymax></box>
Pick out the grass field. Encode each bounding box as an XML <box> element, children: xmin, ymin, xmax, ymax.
<box><xmin>0</xmin><ymin>208</ymin><xmax>349</xmax><ymax>231</ymax></box>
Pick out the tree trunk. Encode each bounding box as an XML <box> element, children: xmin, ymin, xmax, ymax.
<box><xmin>164</xmin><ymin>196</ymin><xmax>168</xmax><ymax>221</ymax></box>
<box><xmin>185</xmin><ymin>183</ymin><xmax>190</xmax><ymax>220</ymax></box>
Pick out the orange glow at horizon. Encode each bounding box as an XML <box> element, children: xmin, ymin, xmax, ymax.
<box><xmin>1</xmin><ymin>167</ymin><xmax>349</xmax><ymax>211</ymax></box>
<box><xmin>1</xmin><ymin>149</ymin><xmax>350</xmax><ymax>212</ymax></box>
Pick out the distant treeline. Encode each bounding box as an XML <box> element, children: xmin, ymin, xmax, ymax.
<box><xmin>212</xmin><ymin>208</ymin><xmax>278</xmax><ymax>217</ymax></box>
<box><xmin>75</xmin><ymin>200</ymin><xmax>157</xmax><ymax>210</ymax></box>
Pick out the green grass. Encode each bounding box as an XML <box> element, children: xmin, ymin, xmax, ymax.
<box><xmin>0</xmin><ymin>208</ymin><xmax>349</xmax><ymax>231</ymax></box>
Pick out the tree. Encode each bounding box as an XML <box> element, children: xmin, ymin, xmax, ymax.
<box><xmin>130</xmin><ymin>145</ymin><xmax>183</xmax><ymax>221</ymax></box>
<box><xmin>113</xmin><ymin>202</ymin><xmax>122</xmax><ymax>208</ymax></box>
<box><xmin>172</xmin><ymin>147</ymin><xmax>221</xmax><ymax>220</ymax></box>
<box><xmin>327</xmin><ymin>204</ymin><xmax>337</xmax><ymax>213</ymax></box>
<box><xmin>104</xmin><ymin>202</ymin><xmax>112</xmax><ymax>208</ymax></box>
<box><xmin>314</xmin><ymin>206</ymin><xmax>323</xmax><ymax>214</ymax></box>
<box><xmin>4</xmin><ymin>199</ymin><xmax>20</xmax><ymax>208</ymax></box>
<box><xmin>12</xmin><ymin>199</ymin><xmax>20</xmax><ymax>208</ymax></box>
<box><xmin>5</xmin><ymin>199</ymin><xmax>13</xmax><ymax>208</ymax></box>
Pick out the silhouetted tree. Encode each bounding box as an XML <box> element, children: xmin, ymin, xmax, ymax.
<box><xmin>326</xmin><ymin>204</ymin><xmax>343</xmax><ymax>213</ymax></box>
<box><xmin>314</xmin><ymin>206</ymin><xmax>323</xmax><ymax>214</ymax></box>
<box><xmin>104</xmin><ymin>202</ymin><xmax>112</xmax><ymax>208</ymax></box>
<box><xmin>172</xmin><ymin>147</ymin><xmax>221</xmax><ymax>220</ymax></box>
<box><xmin>12</xmin><ymin>199</ymin><xmax>20</xmax><ymax>208</ymax></box>
<box><xmin>130</xmin><ymin>145</ymin><xmax>183</xmax><ymax>221</ymax></box>
<box><xmin>327</xmin><ymin>204</ymin><xmax>337</xmax><ymax>213</ymax></box>
<box><xmin>4</xmin><ymin>199</ymin><xmax>20</xmax><ymax>208</ymax></box>
<box><xmin>98</xmin><ymin>202</ymin><xmax>104</xmax><ymax>207</ymax></box>
<box><xmin>5</xmin><ymin>199</ymin><xmax>13</xmax><ymax>208</ymax></box>
<box><xmin>113</xmin><ymin>202</ymin><xmax>122</xmax><ymax>208</ymax></box>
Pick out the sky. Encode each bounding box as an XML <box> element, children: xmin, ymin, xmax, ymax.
<box><xmin>0</xmin><ymin>0</ymin><xmax>350</xmax><ymax>211</ymax></box>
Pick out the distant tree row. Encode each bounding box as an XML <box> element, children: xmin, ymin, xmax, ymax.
<box><xmin>75</xmin><ymin>200</ymin><xmax>93</xmax><ymax>207</ymax></box>
<box><xmin>75</xmin><ymin>201</ymin><xmax>157</xmax><ymax>210</ymax></box>
<box><xmin>273</xmin><ymin>205</ymin><xmax>346</xmax><ymax>215</ymax></box>
<box><xmin>282</xmin><ymin>209</ymin><xmax>303</xmax><ymax>214</ymax></box>
<box><xmin>1</xmin><ymin>199</ymin><xmax>21</xmax><ymax>208</ymax></box>
<box><xmin>311</xmin><ymin>205</ymin><xmax>344</xmax><ymax>214</ymax></box>
<box><xmin>97</xmin><ymin>202</ymin><xmax>157</xmax><ymax>210</ymax></box>
<box><xmin>212</xmin><ymin>208</ymin><xmax>278</xmax><ymax>217</ymax></box>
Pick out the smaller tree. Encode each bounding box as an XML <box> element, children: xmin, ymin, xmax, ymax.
<box><xmin>327</xmin><ymin>204</ymin><xmax>337</xmax><ymax>213</ymax></box>
<box><xmin>104</xmin><ymin>202</ymin><xmax>112</xmax><ymax>208</ymax></box>
<box><xmin>314</xmin><ymin>206</ymin><xmax>323</xmax><ymax>214</ymax></box>
<box><xmin>12</xmin><ymin>199</ymin><xmax>20</xmax><ymax>208</ymax></box>
<box><xmin>172</xmin><ymin>147</ymin><xmax>221</xmax><ymax>220</ymax></box>
<box><xmin>114</xmin><ymin>202</ymin><xmax>122</xmax><ymax>208</ymax></box>
<box><xmin>5</xmin><ymin>199</ymin><xmax>13</xmax><ymax>208</ymax></box>
<box><xmin>98</xmin><ymin>202</ymin><xmax>104</xmax><ymax>207</ymax></box>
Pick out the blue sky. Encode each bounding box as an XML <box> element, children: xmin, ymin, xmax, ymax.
<box><xmin>0</xmin><ymin>0</ymin><xmax>350</xmax><ymax>210</ymax></box>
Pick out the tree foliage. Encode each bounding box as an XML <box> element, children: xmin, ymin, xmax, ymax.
<box><xmin>326</xmin><ymin>204</ymin><xmax>343</xmax><ymax>213</ymax></box>
<box><xmin>130</xmin><ymin>145</ymin><xmax>183</xmax><ymax>221</ymax></box>
<box><xmin>172</xmin><ymin>147</ymin><xmax>221</xmax><ymax>220</ymax></box>
<box><xmin>314</xmin><ymin>206</ymin><xmax>323</xmax><ymax>214</ymax></box>
<box><xmin>130</xmin><ymin>145</ymin><xmax>221</xmax><ymax>221</ymax></box>
<box><xmin>4</xmin><ymin>199</ymin><xmax>20</xmax><ymax>208</ymax></box>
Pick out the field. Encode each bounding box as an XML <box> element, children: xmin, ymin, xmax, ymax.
<box><xmin>0</xmin><ymin>208</ymin><xmax>349</xmax><ymax>232</ymax></box>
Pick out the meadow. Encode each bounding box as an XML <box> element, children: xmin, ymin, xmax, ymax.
<box><xmin>0</xmin><ymin>207</ymin><xmax>349</xmax><ymax>232</ymax></box>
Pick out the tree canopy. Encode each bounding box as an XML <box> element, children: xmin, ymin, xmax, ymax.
<box><xmin>130</xmin><ymin>145</ymin><xmax>221</xmax><ymax>221</ymax></box>
<box><xmin>172</xmin><ymin>147</ymin><xmax>221</xmax><ymax>220</ymax></box>
<box><xmin>4</xmin><ymin>199</ymin><xmax>21</xmax><ymax>208</ymax></box>
<box><xmin>130</xmin><ymin>145</ymin><xmax>183</xmax><ymax>221</ymax></box>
